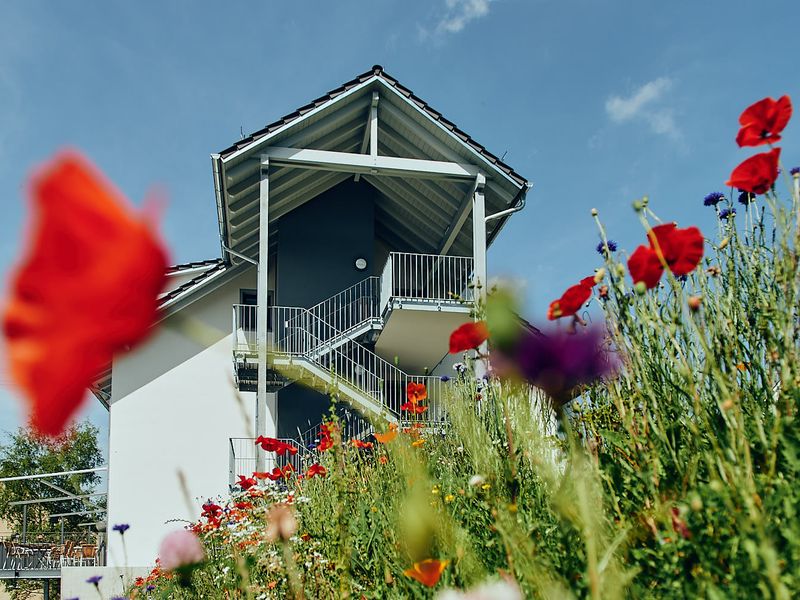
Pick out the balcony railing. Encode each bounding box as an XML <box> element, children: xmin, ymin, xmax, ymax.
<box><xmin>383</xmin><ymin>252</ymin><xmax>474</xmax><ymax>305</ymax></box>
<box><xmin>0</xmin><ymin>532</ymin><xmax>103</xmax><ymax>572</ymax></box>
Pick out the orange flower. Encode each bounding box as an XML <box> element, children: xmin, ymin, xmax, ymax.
<box><xmin>2</xmin><ymin>151</ymin><xmax>168</xmax><ymax>436</ymax></box>
<box><xmin>403</xmin><ymin>558</ymin><xmax>449</xmax><ymax>587</ymax></box>
<box><xmin>406</xmin><ymin>382</ymin><xmax>428</xmax><ymax>404</ymax></box>
<box><xmin>373</xmin><ymin>424</ymin><xmax>398</xmax><ymax>444</ymax></box>
<box><xmin>378</xmin><ymin>455</ymin><xmax>388</xmax><ymax>464</ymax></box>
<box><xmin>411</xmin><ymin>439</ymin><xmax>426</xmax><ymax>448</ymax></box>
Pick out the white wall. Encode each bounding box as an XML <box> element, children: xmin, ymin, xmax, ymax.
<box><xmin>106</xmin><ymin>270</ymin><xmax>259</xmax><ymax>567</ymax></box>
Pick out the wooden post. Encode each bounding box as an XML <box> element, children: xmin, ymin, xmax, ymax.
<box><xmin>256</xmin><ymin>158</ymin><xmax>270</xmax><ymax>472</ymax></box>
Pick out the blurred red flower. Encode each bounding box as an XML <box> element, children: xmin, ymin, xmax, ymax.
<box><xmin>306</xmin><ymin>463</ymin><xmax>327</xmax><ymax>478</ymax></box>
<box><xmin>726</xmin><ymin>148</ymin><xmax>781</xmax><ymax>195</ymax></box>
<box><xmin>628</xmin><ymin>224</ymin><xmax>704</xmax><ymax>289</ymax></box>
<box><xmin>736</xmin><ymin>95</ymin><xmax>792</xmax><ymax>147</ymax></box>
<box><xmin>237</xmin><ymin>475</ymin><xmax>257</xmax><ymax>490</ymax></box>
<box><xmin>403</xmin><ymin>558</ymin><xmax>449</xmax><ymax>587</ymax></box>
<box><xmin>547</xmin><ymin>276</ymin><xmax>595</xmax><ymax>320</ymax></box>
<box><xmin>448</xmin><ymin>321</ymin><xmax>489</xmax><ymax>353</ymax></box>
<box><xmin>2</xmin><ymin>151</ymin><xmax>168</xmax><ymax>436</ymax></box>
<box><xmin>406</xmin><ymin>382</ymin><xmax>427</xmax><ymax>404</ymax></box>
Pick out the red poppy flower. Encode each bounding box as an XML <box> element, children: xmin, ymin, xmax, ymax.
<box><xmin>628</xmin><ymin>224</ymin><xmax>704</xmax><ymax>289</ymax></box>
<box><xmin>306</xmin><ymin>463</ymin><xmax>327</xmax><ymax>478</ymax></box>
<box><xmin>237</xmin><ymin>475</ymin><xmax>257</xmax><ymax>490</ymax></box>
<box><xmin>403</xmin><ymin>558</ymin><xmax>449</xmax><ymax>587</ymax></box>
<box><xmin>406</xmin><ymin>382</ymin><xmax>428</xmax><ymax>404</ymax></box>
<box><xmin>2</xmin><ymin>151</ymin><xmax>168</xmax><ymax>436</ymax></box>
<box><xmin>351</xmin><ymin>439</ymin><xmax>374</xmax><ymax>449</ymax></box>
<box><xmin>726</xmin><ymin>148</ymin><xmax>781</xmax><ymax>195</ymax></box>
<box><xmin>547</xmin><ymin>276</ymin><xmax>595</xmax><ymax>320</ymax></box>
<box><xmin>448</xmin><ymin>321</ymin><xmax>489</xmax><ymax>353</ymax></box>
<box><xmin>201</xmin><ymin>502</ymin><xmax>222</xmax><ymax>518</ymax></box>
<box><xmin>401</xmin><ymin>401</ymin><xmax>429</xmax><ymax>414</ymax></box>
<box><xmin>735</xmin><ymin>96</ymin><xmax>792</xmax><ymax>147</ymax></box>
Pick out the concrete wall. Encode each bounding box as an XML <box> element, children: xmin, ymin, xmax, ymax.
<box><xmin>61</xmin><ymin>565</ymin><xmax>149</xmax><ymax>599</ymax></box>
<box><xmin>276</xmin><ymin>179</ymin><xmax>377</xmax><ymax>438</ymax></box>
<box><xmin>106</xmin><ymin>269</ymin><xmax>259</xmax><ymax>567</ymax></box>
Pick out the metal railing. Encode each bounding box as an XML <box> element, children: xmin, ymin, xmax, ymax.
<box><xmin>0</xmin><ymin>533</ymin><xmax>103</xmax><ymax>570</ymax></box>
<box><xmin>384</xmin><ymin>252</ymin><xmax>474</xmax><ymax>304</ymax></box>
<box><xmin>307</xmin><ymin>276</ymin><xmax>381</xmax><ymax>336</ymax></box>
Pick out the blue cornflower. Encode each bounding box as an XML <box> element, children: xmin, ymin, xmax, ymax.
<box><xmin>596</xmin><ymin>240</ymin><xmax>618</xmax><ymax>256</ymax></box>
<box><xmin>703</xmin><ymin>192</ymin><xmax>725</xmax><ymax>206</ymax></box>
<box><xmin>86</xmin><ymin>575</ymin><xmax>103</xmax><ymax>586</ymax></box>
<box><xmin>791</xmin><ymin>166</ymin><xmax>800</xmax><ymax>176</ymax></box>
<box><xmin>719</xmin><ymin>208</ymin><xmax>736</xmax><ymax>220</ymax></box>
<box><xmin>440</xmin><ymin>375</ymin><xmax>450</xmax><ymax>382</ymax></box>
<box><xmin>738</xmin><ymin>191</ymin><xmax>756</xmax><ymax>205</ymax></box>
<box><xmin>147</xmin><ymin>585</ymin><xmax>156</xmax><ymax>592</ymax></box>
<box><xmin>112</xmin><ymin>523</ymin><xmax>130</xmax><ymax>535</ymax></box>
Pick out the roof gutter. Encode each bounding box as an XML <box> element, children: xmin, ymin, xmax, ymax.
<box><xmin>485</xmin><ymin>182</ymin><xmax>531</xmax><ymax>223</ymax></box>
<box><xmin>211</xmin><ymin>154</ymin><xmax>229</xmax><ymax>264</ymax></box>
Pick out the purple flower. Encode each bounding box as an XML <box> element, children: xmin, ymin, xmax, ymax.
<box><xmin>719</xmin><ymin>207</ymin><xmax>736</xmax><ymax>220</ymax></box>
<box><xmin>596</xmin><ymin>240</ymin><xmax>617</xmax><ymax>256</ymax></box>
<box><xmin>146</xmin><ymin>585</ymin><xmax>156</xmax><ymax>592</ymax></box>
<box><xmin>86</xmin><ymin>575</ymin><xmax>103</xmax><ymax>586</ymax></box>
<box><xmin>738</xmin><ymin>190</ymin><xmax>756</xmax><ymax>205</ymax></box>
<box><xmin>703</xmin><ymin>192</ymin><xmax>725</xmax><ymax>206</ymax></box>
<box><xmin>112</xmin><ymin>523</ymin><xmax>130</xmax><ymax>535</ymax></box>
<box><xmin>791</xmin><ymin>166</ymin><xmax>800</xmax><ymax>176</ymax></box>
<box><xmin>440</xmin><ymin>375</ymin><xmax>450</xmax><ymax>382</ymax></box>
<box><xmin>494</xmin><ymin>327</ymin><xmax>616</xmax><ymax>406</ymax></box>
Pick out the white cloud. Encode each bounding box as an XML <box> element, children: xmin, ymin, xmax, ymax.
<box><xmin>435</xmin><ymin>0</ymin><xmax>493</xmax><ymax>35</ymax></box>
<box><xmin>605</xmin><ymin>77</ymin><xmax>680</xmax><ymax>139</ymax></box>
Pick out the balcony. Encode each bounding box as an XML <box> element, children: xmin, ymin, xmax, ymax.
<box><xmin>0</xmin><ymin>532</ymin><xmax>103</xmax><ymax>580</ymax></box>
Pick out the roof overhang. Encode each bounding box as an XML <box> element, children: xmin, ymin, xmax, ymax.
<box><xmin>212</xmin><ymin>66</ymin><xmax>530</xmax><ymax>264</ymax></box>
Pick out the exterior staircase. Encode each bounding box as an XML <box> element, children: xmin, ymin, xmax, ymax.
<box><xmin>230</xmin><ymin>253</ymin><xmax>472</xmax><ymax>477</ymax></box>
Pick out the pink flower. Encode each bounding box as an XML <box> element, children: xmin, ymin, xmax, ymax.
<box><xmin>158</xmin><ymin>530</ymin><xmax>205</xmax><ymax>571</ymax></box>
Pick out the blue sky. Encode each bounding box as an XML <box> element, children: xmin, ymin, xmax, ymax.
<box><xmin>1</xmin><ymin>0</ymin><xmax>798</xmax><ymax>447</ymax></box>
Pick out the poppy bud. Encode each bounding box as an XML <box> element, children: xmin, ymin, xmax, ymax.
<box><xmin>688</xmin><ymin>296</ymin><xmax>702</xmax><ymax>311</ymax></box>
<box><xmin>633</xmin><ymin>199</ymin><xmax>643</xmax><ymax>212</ymax></box>
<box><xmin>634</xmin><ymin>281</ymin><xmax>647</xmax><ymax>295</ymax></box>
<box><xmin>594</xmin><ymin>268</ymin><xmax>606</xmax><ymax>283</ymax></box>
<box><xmin>718</xmin><ymin>237</ymin><xmax>729</xmax><ymax>250</ymax></box>
<box><xmin>615</xmin><ymin>263</ymin><xmax>626</xmax><ymax>278</ymax></box>
<box><xmin>591</xmin><ymin>208</ymin><xmax>598</xmax><ymax>216</ymax></box>
<box><xmin>690</xmin><ymin>495</ymin><xmax>703</xmax><ymax>512</ymax></box>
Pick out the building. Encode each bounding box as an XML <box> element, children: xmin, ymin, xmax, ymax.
<box><xmin>82</xmin><ymin>65</ymin><xmax>530</xmax><ymax>589</ymax></box>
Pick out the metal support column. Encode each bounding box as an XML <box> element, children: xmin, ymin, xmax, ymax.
<box><xmin>256</xmin><ymin>158</ymin><xmax>270</xmax><ymax>472</ymax></box>
<box><xmin>472</xmin><ymin>175</ymin><xmax>488</xmax><ymax>377</ymax></box>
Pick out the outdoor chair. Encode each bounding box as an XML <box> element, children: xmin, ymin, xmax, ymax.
<box><xmin>45</xmin><ymin>545</ymin><xmax>61</xmax><ymax>568</ymax></box>
<box><xmin>79</xmin><ymin>544</ymin><xmax>98</xmax><ymax>566</ymax></box>
<box><xmin>59</xmin><ymin>541</ymin><xmax>75</xmax><ymax>567</ymax></box>
<box><xmin>9</xmin><ymin>543</ymin><xmax>33</xmax><ymax>569</ymax></box>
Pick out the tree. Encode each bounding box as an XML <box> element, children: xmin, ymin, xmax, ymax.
<box><xmin>0</xmin><ymin>421</ymin><xmax>105</xmax><ymax>534</ymax></box>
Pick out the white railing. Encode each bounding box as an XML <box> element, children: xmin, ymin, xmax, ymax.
<box><xmin>307</xmin><ymin>276</ymin><xmax>381</xmax><ymax>336</ymax></box>
<box><xmin>384</xmin><ymin>252</ymin><xmax>474</xmax><ymax>304</ymax></box>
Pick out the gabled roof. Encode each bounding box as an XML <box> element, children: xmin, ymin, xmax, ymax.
<box><xmin>212</xmin><ymin>65</ymin><xmax>531</xmax><ymax>263</ymax></box>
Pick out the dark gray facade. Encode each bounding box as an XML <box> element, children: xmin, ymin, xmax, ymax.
<box><xmin>274</xmin><ymin>179</ymin><xmax>377</xmax><ymax>439</ymax></box>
